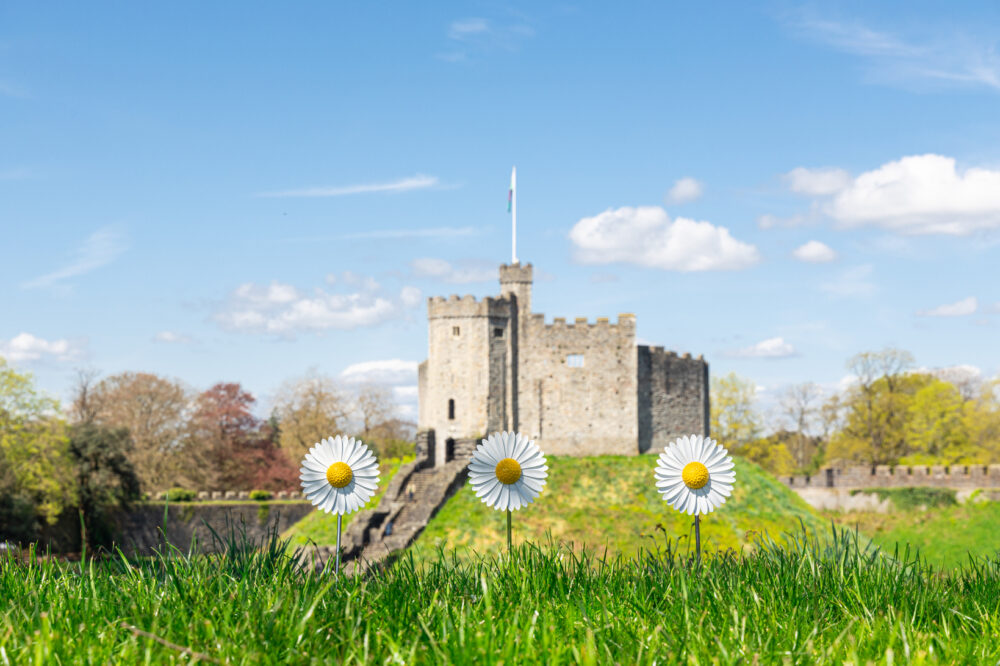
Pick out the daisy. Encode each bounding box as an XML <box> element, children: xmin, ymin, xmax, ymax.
<box><xmin>654</xmin><ymin>434</ymin><xmax>735</xmax><ymax>562</ymax></box>
<box><xmin>468</xmin><ymin>431</ymin><xmax>547</xmax><ymax>550</ymax></box>
<box><xmin>655</xmin><ymin>434</ymin><xmax>734</xmax><ymax>516</ymax></box>
<box><xmin>300</xmin><ymin>435</ymin><xmax>379</xmax><ymax>573</ymax></box>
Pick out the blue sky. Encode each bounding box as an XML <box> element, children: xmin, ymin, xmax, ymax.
<box><xmin>3</xmin><ymin>1</ymin><xmax>999</xmax><ymax>422</ymax></box>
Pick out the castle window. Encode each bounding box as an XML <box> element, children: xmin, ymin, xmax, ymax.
<box><xmin>493</xmin><ymin>327</ymin><xmax>504</xmax><ymax>338</ymax></box>
<box><xmin>452</xmin><ymin>326</ymin><xmax>460</xmax><ymax>336</ymax></box>
<box><xmin>448</xmin><ymin>399</ymin><xmax>455</xmax><ymax>420</ymax></box>
<box><xmin>567</xmin><ymin>354</ymin><xmax>584</xmax><ymax>368</ymax></box>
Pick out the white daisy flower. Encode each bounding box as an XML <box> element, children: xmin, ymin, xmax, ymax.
<box><xmin>655</xmin><ymin>434</ymin><xmax>735</xmax><ymax>516</ymax></box>
<box><xmin>468</xmin><ymin>431</ymin><xmax>547</xmax><ymax>512</ymax></box>
<box><xmin>300</xmin><ymin>435</ymin><xmax>380</xmax><ymax>515</ymax></box>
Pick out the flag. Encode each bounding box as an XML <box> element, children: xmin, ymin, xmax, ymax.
<box><xmin>508</xmin><ymin>166</ymin><xmax>516</xmax><ymax>213</ymax></box>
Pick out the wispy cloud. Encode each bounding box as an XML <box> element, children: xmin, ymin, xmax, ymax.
<box><xmin>410</xmin><ymin>257</ymin><xmax>496</xmax><ymax>283</ymax></box>
<box><xmin>154</xmin><ymin>331</ymin><xmax>195</xmax><ymax>345</ymax></box>
<box><xmin>723</xmin><ymin>337</ymin><xmax>798</xmax><ymax>359</ymax></box>
<box><xmin>258</xmin><ymin>174</ymin><xmax>439</xmax><ymax>198</ymax></box>
<box><xmin>917</xmin><ymin>296</ymin><xmax>978</xmax><ymax>317</ymax></box>
<box><xmin>448</xmin><ymin>18</ymin><xmax>490</xmax><ymax>40</ymax></box>
<box><xmin>283</xmin><ymin>226</ymin><xmax>479</xmax><ymax>243</ymax></box>
<box><xmin>665</xmin><ymin>177</ymin><xmax>704</xmax><ymax>204</ymax></box>
<box><xmin>789</xmin><ymin>13</ymin><xmax>1000</xmax><ymax>91</ymax></box>
<box><xmin>22</xmin><ymin>227</ymin><xmax>127</xmax><ymax>289</ymax></box>
<box><xmin>439</xmin><ymin>13</ymin><xmax>534</xmax><ymax>62</ymax></box>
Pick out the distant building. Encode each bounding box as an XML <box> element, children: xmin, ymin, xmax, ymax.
<box><xmin>417</xmin><ymin>261</ymin><xmax>709</xmax><ymax>465</ymax></box>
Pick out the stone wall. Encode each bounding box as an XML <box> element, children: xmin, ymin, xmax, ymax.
<box><xmin>781</xmin><ymin>465</ymin><xmax>1000</xmax><ymax>489</ymax></box>
<box><xmin>637</xmin><ymin>346</ymin><xmax>709</xmax><ymax>454</ymax></box>
<box><xmin>519</xmin><ymin>313</ymin><xmax>638</xmax><ymax>455</ymax></box>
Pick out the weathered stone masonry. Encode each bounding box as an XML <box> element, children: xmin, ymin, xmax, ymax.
<box><xmin>418</xmin><ymin>261</ymin><xmax>710</xmax><ymax>459</ymax></box>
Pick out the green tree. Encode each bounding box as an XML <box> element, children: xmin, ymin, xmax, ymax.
<box><xmin>902</xmin><ymin>379</ymin><xmax>973</xmax><ymax>464</ymax></box>
<box><xmin>827</xmin><ymin>349</ymin><xmax>919</xmax><ymax>466</ymax></box>
<box><xmin>0</xmin><ymin>357</ymin><xmax>74</xmax><ymax>525</ymax></box>
<box><xmin>710</xmin><ymin>372</ymin><xmax>760</xmax><ymax>451</ymax></box>
<box><xmin>741</xmin><ymin>435</ymin><xmax>797</xmax><ymax>476</ymax></box>
<box><xmin>67</xmin><ymin>423</ymin><xmax>141</xmax><ymax>549</ymax></box>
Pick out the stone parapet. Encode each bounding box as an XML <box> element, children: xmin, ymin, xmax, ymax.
<box><xmin>780</xmin><ymin>465</ymin><xmax>1000</xmax><ymax>489</ymax></box>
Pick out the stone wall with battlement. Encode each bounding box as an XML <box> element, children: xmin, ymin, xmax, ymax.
<box><xmin>781</xmin><ymin>465</ymin><xmax>1000</xmax><ymax>489</ymax></box>
<box><xmin>518</xmin><ymin>313</ymin><xmax>638</xmax><ymax>455</ymax></box>
<box><xmin>637</xmin><ymin>346</ymin><xmax>709</xmax><ymax>453</ymax></box>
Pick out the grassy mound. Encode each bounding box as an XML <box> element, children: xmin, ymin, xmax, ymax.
<box><xmin>410</xmin><ymin>455</ymin><xmax>828</xmax><ymax>561</ymax></box>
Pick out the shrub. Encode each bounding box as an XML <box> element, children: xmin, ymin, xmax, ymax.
<box><xmin>249</xmin><ymin>490</ymin><xmax>272</xmax><ymax>501</ymax></box>
<box><xmin>164</xmin><ymin>487</ymin><xmax>196</xmax><ymax>502</ymax></box>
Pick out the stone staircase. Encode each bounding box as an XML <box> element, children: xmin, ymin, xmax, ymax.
<box><xmin>295</xmin><ymin>457</ymin><xmax>468</xmax><ymax>575</ymax></box>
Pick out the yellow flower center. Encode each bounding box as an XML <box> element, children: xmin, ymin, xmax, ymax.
<box><xmin>326</xmin><ymin>462</ymin><xmax>353</xmax><ymax>488</ymax></box>
<box><xmin>495</xmin><ymin>458</ymin><xmax>522</xmax><ymax>485</ymax></box>
<box><xmin>682</xmin><ymin>461</ymin><xmax>709</xmax><ymax>489</ymax></box>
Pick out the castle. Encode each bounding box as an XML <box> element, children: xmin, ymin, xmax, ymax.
<box><xmin>416</xmin><ymin>262</ymin><xmax>709</xmax><ymax>465</ymax></box>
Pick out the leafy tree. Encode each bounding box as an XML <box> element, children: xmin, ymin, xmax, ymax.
<box><xmin>67</xmin><ymin>423</ymin><xmax>141</xmax><ymax>549</ymax></box>
<box><xmin>740</xmin><ymin>435</ymin><xmax>796</xmax><ymax>476</ymax></box>
<box><xmin>72</xmin><ymin>371</ymin><xmax>191</xmax><ymax>493</ymax></box>
<box><xmin>710</xmin><ymin>372</ymin><xmax>760</xmax><ymax>451</ymax></box>
<box><xmin>190</xmin><ymin>383</ymin><xmax>297</xmax><ymax>491</ymax></box>
<box><xmin>0</xmin><ymin>358</ymin><xmax>74</xmax><ymax>525</ymax></box>
<box><xmin>902</xmin><ymin>379</ymin><xmax>973</xmax><ymax>464</ymax></box>
<box><xmin>827</xmin><ymin>349</ymin><xmax>919</xmax><ymax>466</ymax></box>
<box><xmin>272</xmin><ymin>373</ymin><xmax>349</xmax><ymax>460</ymax></box>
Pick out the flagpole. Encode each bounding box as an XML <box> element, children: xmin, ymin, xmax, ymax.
<box><xmin>511</xmin><ymin>166</ymin><xmax>518</xmax><ymax>265</ymax></box>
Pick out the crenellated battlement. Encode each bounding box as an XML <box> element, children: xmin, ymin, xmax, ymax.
<box><xmin>781</xmin><ymin>465</ymin><xmax>1000</xmax><ymax>489</ymax></box>
<box><xmin>427</xmin><ymin>293</ymin><xmax>514</xmax><ymax>319</ymax></box>
<box><xmin>531</xmin><ymin>313</ymin><xmax>635</xmax><ymax>332</ymax></box>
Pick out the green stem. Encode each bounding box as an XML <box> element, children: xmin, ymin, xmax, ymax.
<box><xmin>507</xmin><ymin>509</ymin><xmax>512</xmax><ymax>553</ymax></box>
<box><xmin>336</xmin><ymin>514</ymin><xmax>342</xmax><ymax>576</ymax></box>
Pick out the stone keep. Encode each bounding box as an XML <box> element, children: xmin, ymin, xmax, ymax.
<box><xmin>417</xmin><ymin>262</ymin><xmax>709</xmax><ymax>466</ymax></box>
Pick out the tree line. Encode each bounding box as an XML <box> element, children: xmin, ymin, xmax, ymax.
<box><xmin>0</xmin><ymin>358</ymin><xmax>413</xmax><ymax>548</ymax></box>
<box><xmin>711</xmin><ymin>348</ymin><xmax>1000</xmax><ymax>475</ymax></box>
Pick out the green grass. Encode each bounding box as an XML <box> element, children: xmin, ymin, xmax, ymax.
<box><xmin>831</xmin><ymin>498</ymin><xmax>1000</xmax><ymax>569</ymax></box>
<box><xmin>4</xmin><ymin>526</ymin><xmax>1000</xmax><ymax>663</ymax></box>
<box><xmin>850</xmin><ymin>486</ymin><xmax>958</xmax><ymax>511</ymax></box>
<box><xmin>283</xmin><ymin>456</ymin><xmax>413</xmax><ymax>547</ymax></box>
<box><xmin>410</xmin><ymin>456</ymin><xmax>828</xmax><ymax>562</ymax></box>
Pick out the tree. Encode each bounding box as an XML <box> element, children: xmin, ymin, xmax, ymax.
<box><xmin>741</xmin><ymin>435</ymin><xmax>797</xmax><ymax>476</ymax></box>
<box><xmin>73</xmin><ymin>371</ymin><xmax>191</xmax><ymax>493</ymax></box>
<box><xmin>780</xmin><ymin>383</ymin><xmax>822</xmax><ymax>471</ymax></box>
<box><xmin>272</xmin><ymin>373</ymin><xmax>349</xmax><ymax>460</ymax></box>
<box><xmin>829</xmin><ymin>348</ymin><xmax>918</xmax><ymax>466</ymax></box>
<box><xmin>0</xmin><ymin>357</ymin><xmax>74</xmax><ymax>526</ymax></box>
<box><xmin>903</xmin><ymin>379</ymin><xmax>973</xmax><ymax>464</ymax></box>
<box><xmin>189</xmin><ymin>383</ymin><xmax>298</xmax><ymax>491</ymax></box>
<box><xmin>67</xmin><ymin>423</ymin><xmax>141</xmax><ymax>550</ymax></box>
<box><xmin>710</xmin><ymin>372</ymin><xmax>760</xmax><ymax>451</ymax></box>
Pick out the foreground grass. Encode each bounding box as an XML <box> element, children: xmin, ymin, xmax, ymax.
<box><xmin>829</xmin><ymin>497</ymin><xmax>1000</xmax><ymax>569</ymax></box>
<box><xmin>412</xmin><ymin>456</ymin><xmax>828</xmax><ymax>562</ymax></box>
<box><xmin>3</xmin><ymin>529</ymin><xmax>1000</xmax><ymax>664</ymax></box>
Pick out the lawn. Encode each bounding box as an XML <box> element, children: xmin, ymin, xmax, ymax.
<box><xmin>828</xmin><ymin>494</ymin><xmax>1000</xmax><ymax>569</ymax></box>
<box><xmin>3</xmin><ymin>528</ymin><xmax>999</xmax><ymax>663</ymax></box>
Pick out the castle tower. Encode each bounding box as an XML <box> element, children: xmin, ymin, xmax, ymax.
<box><xmin>499</xmin><ymin>263</ymin><xmax>532</xmax><ymax>315</ymax></box>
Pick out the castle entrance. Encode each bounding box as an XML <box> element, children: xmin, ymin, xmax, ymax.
<box><xmin>445</xmin><ymin>438</ymin><xmax>456</xmax><ymax>462</ymax></box>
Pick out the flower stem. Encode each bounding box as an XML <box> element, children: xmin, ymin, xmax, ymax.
<box><xmin>507</xmin><ymin>509</ymin><xmax>512</xmax><ymax>553</ymax></box>
<box><xmin>335</xmin><ymin>514</ymin><xmax>342</xmax><ymax>576</ymax></box>
<box><xmin>694</xmin><ymin>514</ymin><xmax>701</xmax><ymax>565</ymax></box>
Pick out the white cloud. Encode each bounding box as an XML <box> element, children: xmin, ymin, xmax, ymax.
<box><xmin>411</xmin><ymin>257</ymin><xmax>496</xmax><ymax>283</ymax></box>
<box><xmin>22</xmin><ymin>227</ymin><xmax>126</xmax><ymax>289</ymax></box>
<box><xmin>792</xmin><ymin>240</ymin><xmax>838</xmax><ymax>263</ymax></box>
<box><xmin>821</xmin><ymin>264</ymin><xmax>876</xmax><ymax>298</ymax></box>
<box><xmin>666</xmin><ymin>177</ymin><xmax>703</xmax><ymax>204</ymax></box>
<box><xmin>340</xmin><ymin>359</ymin><xmax>418</xmax><ymax>385</ymax></box>
<box><xmin>393</xmin><ymin>385</ymin><xmax>419</xmax><ymax>400</ymax></box>
<box><xmin>757</xmin><ymin>213</ymin><xmax>809</xmax><ymax>230</ymax></box>
<box><xmin>825</xmin><ymin>155</ymin><xmax>1000</xmax><ymax>235</ymax></box>
<box><xmin>154</xmin><ymin>331</ymin><xmax>193</xmax><ymax>344</ymax></box>
<box><xmin>0</xmin><ymin>333</ymin><xmax>81</xmax><ymax>362</ymax></box>
<box><xmin>258</xmin><ymin>174</ymin><xmax>439</xmax><ymax>198</ymax></box>
<box><xmin>569</xmin><ymin>206</ymin><xmax>760</xmax><ymax>272</ymax></box>
<box><xmin>724</xmin><ymin>337</ymin><xmax>797</xmax><ymax>359</ymax></box>
<box><xmin>449</xmin><ymin>18</ymin><xmax>489</xmax><ymax>39</ymax></box>
<box><xmin>214</xmin><ymin>279</ymin><xmax>421</xmax><ymax>336</ymax></box>
<box><xmin>784</xmin><ymin>167</ymin><xmax>852</xmax><ymax>195</ymax></box>
<box><xmin>791</xmin><ymin>15</ymin><xmax>1000</xmax><ymax>92</ymax></box>
<box><xmin>917</xmin><ymin>296</ymin><xmax>978</xmax><ymax>317</ymax></box>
